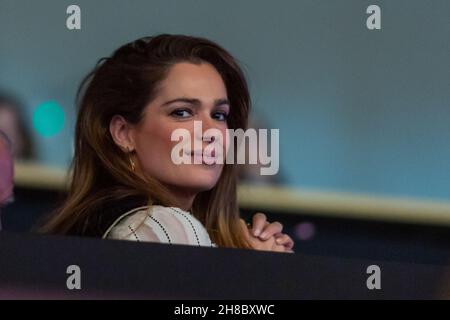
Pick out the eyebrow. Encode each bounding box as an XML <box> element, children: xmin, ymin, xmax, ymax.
<box><xmin>161</xmin><ymin>97</ymin><xmax>230</xmax><ymax>108</ymax></box>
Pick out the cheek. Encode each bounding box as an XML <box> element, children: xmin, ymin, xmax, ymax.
<box><xmin>134</xmin><ymin>124</ymin><xmax>175</xmax><ymax>170</ymax></box>
<box><xmin>223</xmin><ymin>128</ymin><xmax>231</xmax><ymax>156</ymax></box>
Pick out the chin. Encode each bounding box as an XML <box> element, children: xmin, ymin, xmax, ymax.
<box><xmin>184</xmin><ymin>177</ymin><xmax>219</xmax><ymax>192</ymax></box>
<box><xmin>177</xmin><ymin>167</ymin><xmax>221</xmax><ymax>191</ymax></box>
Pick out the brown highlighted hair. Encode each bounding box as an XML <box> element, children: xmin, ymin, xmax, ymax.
<box><xmin>39</xmin><ymin>34</ymin><xmax>252</xmax><ymax>249</ymax></box>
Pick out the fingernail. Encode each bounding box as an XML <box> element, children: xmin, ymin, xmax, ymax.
<box><xmin>276</xmin><ymin>238</ymin><xmax>282</xmax><ymax>243</ymax></box>
<box><xmin>253</xmin><ymin>229</ymin><xmax>261</xmax><ymax>237</ymax></box>
<box><xmin>259</xmin><ymin>232</ymin><xmax>268</xmax><ymax>239</ymax></box>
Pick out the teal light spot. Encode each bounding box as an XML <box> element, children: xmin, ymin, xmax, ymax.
<box><xmin>33</xmin><ymin>101</ymin><xmax>65</xmax><ymax>138</ymax></box>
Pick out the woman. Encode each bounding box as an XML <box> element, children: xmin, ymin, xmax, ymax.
<box><xmin>0</xmin><ymin>130</ymin><xmax>14</xmax><ymax>231</ymax></box>
<box><xmin>40</xmin><ymin>34</ymin><xmax>294</xmax><ymax>253</ymax></box>
<box><xmin>0</xmin><ymin>94</ymin><xmax>35</xmax><ymax>160</ymax></box>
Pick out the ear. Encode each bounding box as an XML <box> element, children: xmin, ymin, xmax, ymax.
<box><xmin>109</xmin><ymin>115</ymin><xmax>135</xmax><ymax>152</ymax></box>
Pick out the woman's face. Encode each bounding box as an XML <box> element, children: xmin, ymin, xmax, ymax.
<box><xmin>130</xmin><ymin>62</ymin><xmax>229</xmax><ymax>198</ymax></box>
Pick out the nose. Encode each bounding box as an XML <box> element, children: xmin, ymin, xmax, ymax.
<box><xmin>194</xmin><ymin>114</ymin><xmax>219</xmax><ymax>143</ymax></box>
<box><xmin>203</xmin><ymin>133</ymin><xmax>215</xmax><ymax>143</ymax></box>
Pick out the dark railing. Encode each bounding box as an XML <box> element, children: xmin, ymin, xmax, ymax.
<box><xmin>1</xmin><ymin>231</ymin><xmax>449</xmax><ymax>299</ymax></box>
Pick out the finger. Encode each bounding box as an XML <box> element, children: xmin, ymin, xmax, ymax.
<box><xmin>251</xmin><ymin>213</ymin><xmax>267</xmax><ymax>237</ymax></box>
<box><xmin>272</xmin><ymin>244</ymin><xmax>287</xmax><ymax>253</ymax></box>
<box><xmin>273</xmin><ymin>240</ymin><xmax>294</xmax><ymax>254</ymax></box>
<box><xmin>275</xmin><ymin>234</ymin><xmax>295</xmax><ymax>250</ymax></box>
<box><xmin>259</xmin><ymin>221</ymin><xmax>283</xmax><ymax>240</ymax></box>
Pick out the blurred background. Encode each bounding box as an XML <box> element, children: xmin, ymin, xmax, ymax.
<box><xmin>1</xmin><ymin>0</ymin><xmax>450</xmax><ymax>262</ymax></box>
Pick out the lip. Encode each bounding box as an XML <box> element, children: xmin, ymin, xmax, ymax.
<box><xmin>185</xmin><ymin>150</ymin><xmax>218</xmax><ymax>165</ymax></box>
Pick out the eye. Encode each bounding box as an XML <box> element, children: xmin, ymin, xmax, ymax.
<box><xmin>212</xmin><ymin>111</ymin><xmax>228</xmax><ymax>121</ymax></box>
<box><xmin>170</xmin><ymin>108</ymin><xmax>193</xmax><ymax>118</ymax></box>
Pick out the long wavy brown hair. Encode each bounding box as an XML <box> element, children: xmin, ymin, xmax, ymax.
<box><xmin>39</xmin><ymin>34</ymin><xmax>252</xmax><ymax>248</ymax></box>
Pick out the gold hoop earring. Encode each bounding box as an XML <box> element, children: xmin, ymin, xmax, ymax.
<box><xmin>126</xmin><ymin>147</ymin><xmax>136</xmax><ymax>172</ymax></box>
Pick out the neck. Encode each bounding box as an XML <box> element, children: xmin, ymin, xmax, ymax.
<box><xmin>165</xmin><ymin>185</ymin><xmax>197</xmax><ymax>211</ymax></box>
